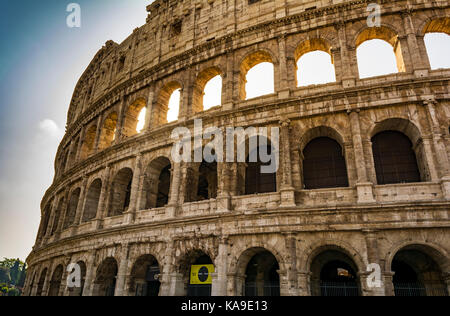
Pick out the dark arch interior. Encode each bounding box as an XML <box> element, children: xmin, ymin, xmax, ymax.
<box><xmin>372</xmin><ymin>131</ymin><xmax>421</xmax><ymax>185</ymax></box>
<box><xmin>82</xmin><ymin>179</ymin><xmax>102</xmax><ymax>222</ymax></box>
<box><xmin>303</xmin><ymin>137</ymin><xmax>349</xmax><ymax>189</ymax></box>
<box><xmin>196</xmin><ymin>161</ymin><xmax>218</xmax><ymax>201</ymax></box>
<box><xmin>130</xmin><ymin>255</ymin><xmax>161</xmax><ymax>297</ymax></box>
<box><xmin>64</xmin><ymin>188</ymin><xmax>81</xmax><ymax>229</ymax></box>
<box><xmin>141</xmin><ymin>158</ymin><xmax>172</xmax><ymax>210</ymax></box>
<box><xmin>48</xmin><ymin>265</ymin><xmax>64</xmax><ymax>296</ymax></box>
<box><xmin>245</xmin><ymin>144</ymin><xmax>277</xmax><ymax>195</ymax></box>
<box><xmin>94</xmin><ymin>258</ymin><xmax>118</xmax><ymax>297</ymax></box>
<box><xmin>68</xmin><ymin>261</ymin><xmax>87</xmax><ymax>297</ymax></box>
<box><xmin>186</xmin><ymin>254</ymin><xmax>214</xmax><ymax>297</ymax></box>
<box><xmin>109</xmin><ymin>168</ymin><xmax>133</xmax><ymax>217</ymax></box>
<box><xmin>244</xmin><ymin>250</ymin><xmax>280</xmax><ymax>297</ymax></box>
<box><xmin>392</xmin><ymin>249</ymin><xmax>448</xmax><ymax>296</ymax></box>
<box><xmin>310</xmin><ymin>250</ymin><xmax>360</xmax><ymax>296</ymax></box>
<box><xmin>36</xmin><ymin>269</ymin><xmax>48</xmax><ymax>296</ymax></box>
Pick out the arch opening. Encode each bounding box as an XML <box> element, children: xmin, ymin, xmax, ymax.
<box><xmin>243</xmin><ymin>249</ymin><xmax>280</xmax><ymax>297</ymax></box>
<box><xmin>93</xmin><ymin>258</ymin><xmax>118</xmax><ymax>296</ymax></box>
<box><xmin>310</xmin><ymin>249</ymin><xmax>360</xmax><ymax>297</ymax></box>
<box><xmin>48</xmin><ymin>265</ymin><xmax>64</xmax><ymax>296</ymax></box>
<box><xmin>129</xmin><ymin>255</ymin><xmax>161</xmax><ymax>297</ymax></box>
<box><xmin>51</xmin><ymin>198</ymin><xmax>64</xmax><ymax>235</ymax></box>
<box><xmin>193</xmin><ymin>67</ymin><xmax>223</xmax><ymax>113</ymax></box>
<box><xmin>356</xmin><ymin>27</ymin><xmax>405</xmax><ymax>78</ymax></box>
<box><xmin>63</xmin><ymin>188</ymin><xmax>81</xmax><ymax>230</ymax></box>
<box><xmin>82</xmin><ymin>179</ymin><xmax>102</xmax><ymax>222</ymax></box>
<box><xmin>392</xmin><ymin>248</ymin><xmax>448</xmax><ymax>296</ymax></box>
<box><xmin>372</xmin><ymin>131</ymin><xmax>421</xmax><ymax>185</ymax></box>
<box><xmin>36</xmin><ymin>268</ymin><xmax>48</xmax><ymax>296</ymax></box>
<box><xmin>303</xmin><ymin>137</ymin><xmax>349</xmax><ymax>189</ymax></box>
<box><xmin>154</xmin><ymin>82</ymin><xmax>182</xmax><ymax>126</ymax></box>
<box><xmin>80</xmin><ymin>125</ymin><xmax>97</xmax><ymax>160</ymax></box>
<box><xmin>68</xmin><ymin>261</ymin><xmax>86</xmax><ymax>296</ymax></box>
<box><xmin>240</xmin><ymin>51</ymin><xmax>274</xmax><ymax>100</ymax></box>
<box><xmin>123</xmin><ymin>98</ymin><xmax>147</xmax><ymax>137</ymax></box>
<box><xmin>424</xmin><ymin>33</ymin><xmax>450</xmax><ymax>70</ymax></box>
<box><xmin>140</xmin><ymin>157</ymin><xmax>172</xmax><ymax>210</ymax></box>
<box><xmin>98</xmin><ymin>112</ymin><xmax>118</xmax><ymax>150</ymax></box>
<box><xmin>108</xmin><ymin>168</ymin><xmax>133</xmax><ymax>217</ymax></box>
<box><xmin>295</xmin><ymin>39</ymin><xmax>336</xmax><ymax>87</ymax></box>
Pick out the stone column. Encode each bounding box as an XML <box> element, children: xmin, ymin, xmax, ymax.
<box><xmin>144</xmin><ymin>86</ymin><xmax>155</xmax><ymax>131</ymax></box>
<box><xmin>124</xmin><ymin>154</ymin><xmax>143</xmax><ymax>224</ymax></box>
<box><xmin>284</xmin><ymin>234</ymin><xmax>299</xmax><ymax>295</ymax></box>
<box><xmin>401</xmin><ymin>10</ymin><xmax>430</xmax><ymax>77</ymax></box>
<box><xmin>336</xmin><ymin>22</ymin><xmax>357</xmax><ymax>87</ymax></box>
<box><xmin>279</xmin><ymin>120</ymin><xmax>296</xmax><ymax>207</ymax></box>
<box><xmin>95</xmin><ymin>165</ymin><xmax>111</xmax><ymax>229</ymax></box>
<box><xmin>114</xmin><ymin>243</ymin><xmax>130</xmax><ymax>296</ymax></box>
<box><xmin>82</xmin><ymin>252</ymin><xmax>96</xmax><ymax>296</ymax></box>
<box><xmin>349</xmin><ymin>110</ymin><xmax>376</xmax><ymax>204</ymax></box>
<box><xmin>159</xmin><ymin>239</ymin><xmax>174</xmax><ymax>296</ymax></box>
<box><xmin>277</xmin><ymin>34</ymin><xmax>290</xmax><ymax>99</ymax></box>
<box><xmin>423</xmin><ymin>100</ymin><xmax>450</xmax><ymax>198</ymax></box>
<box><xmin>363</xmin><ymin>230</ymin><xmax>385</xmax><ymax>296</ymax></box>
<box><xmin>217</xmin><ymin>128</ymin><xmax>232</xmax><ymax>212</ymax></box>
<box><xmin>211</xmin><ymin>236</ymin><xmax>229</xmax><ymax>296</ymax></box>
<box><xmin>383</xmin><ymin>271</ymin><xmax>396</xmax><ymax>296</ymax></box>
<box><xmin>222</xmin><ymin>50</ymin><xmax>235</xmax><ymax>111</ymax></box>
<box><xmin>167</xmin><ymin>162</ymin><xmax>182</xmax><ymax>218</ymax></box>
<box><xmin>114</xmin><ymin>94</ymin><xmax>127</xmax><ymax>142</ymax></box>
<box><xmin>421</xmin><ymin>136</ymin><xmax>440</xmax><ymax>182</ymax></box>
<box><xmin>297</xmin><ymin>271</ymin><xmax>311</xmax><ymax>296</ymax></box>
<box><xmin>93</xmin><ymin>114</ymin><xmax>103</xmax><ymax>153</ymax></box>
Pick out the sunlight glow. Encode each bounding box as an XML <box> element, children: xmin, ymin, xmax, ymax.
<box><xmin>246</xmin><ymin>62</ymin><xmax>274</xmax><ymax>100</ymax></box>
<box><xmin>425</xmin><ymin>33</ymin><xmax>450</xmax><ymax>70</ymax></box>
<box><xmin>203</xmin><ymin>75</ymin><xmax>222</xmax><ymax>111</ymax></box>
<box><xmin>136</xmin><ymin>107</ymin><xmax>146</xmax><ymax>133</ymax></box>
<box><xmin>297</xmin><ymin>51</ymin><xmax>336</xmax><ymax>86</ymax></box>
<box><xmin>167</xmin><ymin>89</ymin><xmax>181</xmax><ymax>122</ymax></box>
<box><xmin>357</xmin><ymin>39</ymin><xmax>398</xmax><ymax>79</ymax></box>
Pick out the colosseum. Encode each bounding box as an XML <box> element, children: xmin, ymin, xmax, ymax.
<box><xmin>24</xmin><ymin>0</ymin><xmax>450</xmax><ymax>296</ymax></box>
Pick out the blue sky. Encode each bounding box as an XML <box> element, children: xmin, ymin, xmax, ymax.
<box><xmin>0</xmin><ymin>1</ymin><xmax>448</xmax><ymax>262</ymax></box>
<box><xmin>0</xmin><ymin>0</ymin><xmax>150</xmax><ymax>260</ymax></box>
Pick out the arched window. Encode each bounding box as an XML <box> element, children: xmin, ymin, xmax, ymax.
<box><xmin>64</xmin><ymin>188</ymin><xmax>81</xmax><ymax>229</ymax></box>
<box><xmin>392</xmin><ymin>247</ymin><xmax>448</xmax><ymax>296</ymax></box>
<box><xmin>36</xmin><ymin>268</ymin><xmax>48</xmax><ymax>296</ymax></box>
<box><xmin>39</xmin><ymin>203</ymin><xmax>52</xmax><ymax>240</ymax></box>
<box><xmin>372</xmin><ymin>131</ymin><xmax>421</xmax><ymax>185</ymax></box>
<box><xmin>243</xmin><ymin>141</ymin><xmax>277</xmax><ymax>195</ymax></box>
<box><xmin>167</xmin><ymin>89</ymin><xmax>181</xmax><ymax>122</ymax></box>
<box><xmin>193</xmin><ymin>67</ymin><xmax>223</xmax><ymax>113</ymax></box>
<box><xmin>240</xmin><ymin>51</ymin><xmax>275</xmax><ymax>100</ymax></box>
<box><xmin>154</xmin><ymin>82</ymin><xmax>182</xmax><ymax>126</ymax></box>
<box><xmin>140</xmin><ymin>157</ymin><xmax>171</xmax><ymax>210</ymax></box>
<box><xmin>51</xmin><ymin>198</ymin><xmax>64</xmax><ymax>235</ymax></box>
<box><xmin>423</xmin><ymin>18</ymin><xmax>450</xmax><ymax>70</ymax></box>
<box><xmin>108</xmin><ymin>168</ymin><xmax>133</xmax><ymax>217</ymax></box>
<box><xmin>68</xmin><ymin>261</ymin><xmax>86</xmax><ymax>296</ymax></box>
<box><xmin>80</xmin><ymin>125</ymin><xmax>97</xmax><ymax>160</ymax></box>
<box><xmin>82</xmin><ymin>179</ymin><xmax>102</xmax><ymax>222</ymax></box>
<box><xmin>295</xmin><ymin>38</ymin><xmax>336</xmax><ymax>87</ymax></box>
<box><xmin>303</xmin><ymin>137</ymin><xmax>349</xmax><ymax>189</ymax></box>
<box><xmin>356</xmin><ymin>27</ymin><xmax>405</xmax><ymax>78</ymax></box>
<box><xmin>244</xmin><ymin>249</ymin><xmax>280</xmax><ymax>297</ymax></box>
<box><xmin>129</xmin><ymin>255</ymin><xmax>161</xmax><ymax>296</ymax></box>
<box><xmin>48</xmin><ymin>265</ymin><xmax>63</xmax><ymax>296</ymax></box>
<box><xmin>93</xmin><ymin>258</ymin><xmax>118</xmax><ymax>296</ymax></box>
<box><xmin>98</xmin><ymin>112</ymin><xmax>118</xmax><ymax>150</ymax></box>
<box><xmin>195</xmin><ymin>161</ymin><xmax>218</xmax><ymax>202</ymax></box>
<box><xmin>310</xmin><ymin>249</ymin><xmax>360</xmax><ymax>296</ymax></box>
<box><xmin>123</xmin><ymin>98</ymin><xmax>147</xmax><ymax>137</ymax></box>
<box><xmin>183</xmin><ymin>252</ymin><xmax>214</xmax><ymax>297</ymax></box>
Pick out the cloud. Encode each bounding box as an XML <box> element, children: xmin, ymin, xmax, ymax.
<box><xmin>38</xmin><ymin>119</ymin><xmax>63</xmax><ymax>139</ymax></box>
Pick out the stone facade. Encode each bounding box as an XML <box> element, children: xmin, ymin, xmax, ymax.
<box><xmin>24</xmin><ymin>0</ymin><xmax>450</xmax><ymax>296</ymax></box>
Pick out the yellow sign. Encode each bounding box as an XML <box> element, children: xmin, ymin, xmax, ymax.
<box><xmin>190</xmin><ymin>264</ymin><xmax>215</xmax><ymax>285</ymax></box>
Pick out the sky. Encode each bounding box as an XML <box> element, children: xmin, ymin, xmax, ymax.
<box><xmin>0</xmin><ymin>1</ymin><xmax>448</xmax><ymax>262</ymax></box>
